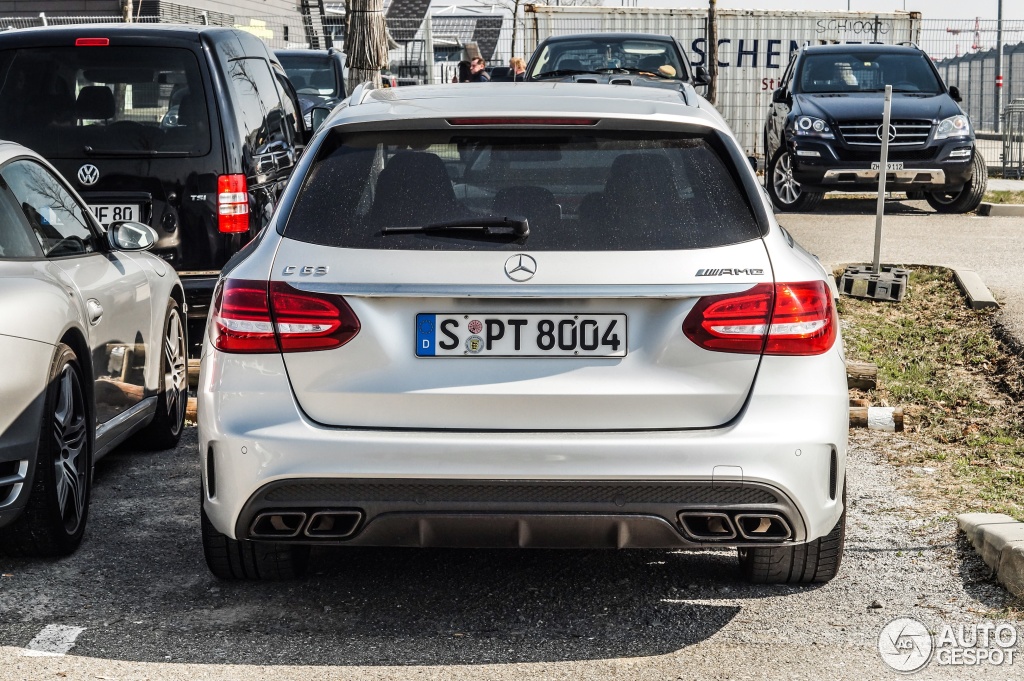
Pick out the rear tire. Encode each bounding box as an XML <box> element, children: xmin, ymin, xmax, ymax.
<box><xmin>133</xmin><ymin>298</ymin><xmax>187</xmax><ymax>450</ymax></box>
<box><xmin>925</xmin><ymin>152</ymin><xmax>987</xmax><ymax>214</ymax></box>
<box><xmin>767</xmin><ymin>148</ymin><xmax>824</xmax><ymax>213</ymax></box>
<box><xmin>738</xmin><ymin>481</ymin><xmax>846</xmax><ymax>584</ymax></box>
<box><xmin>201</xmin><ymin>503</ymin><xmax>309</xmax><ymax>580</ymax></box>
<box><xmin>905</xmin><ymin>190</ymin><xmax>926</xmax><ymax>200</ymax></box>
<box><xmin>0</xmin><ymin>344</ymin><xmax>91</xmax><ymax>557</ymax></box>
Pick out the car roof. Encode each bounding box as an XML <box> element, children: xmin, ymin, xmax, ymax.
<box><xmin>802</xmin><ymin>43</ymin><xmax>923</xmax><ymax>55</ymax></box>
<box><xmin>0</xmin><ymin>23</ymin><xmax>241</xmax><ymax>46</ymax></box>
<box><xmin>332</xmin><ymin>82</ymin><xmax>725</xmax><ymax>132</ymax></box>
<box><xmin>275</xmin><ymin>48</ymin><xmax>338</xmax><ymax>57</ymax></box>
<box><xmin>538</xmin><ymin>32</ymin><xmax>676</xmax><ymax>43</ymax></box>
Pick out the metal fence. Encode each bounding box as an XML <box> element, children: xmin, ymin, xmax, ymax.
<box><xmin>5</xmin><ymin>11</ymin><xmax>1024</xmax><ymax>150</ymax></box>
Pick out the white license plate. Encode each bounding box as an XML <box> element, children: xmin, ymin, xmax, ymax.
<box><xmin>870</xmin><ymin>162</ymin><xmax>904</xmax><ymax>171</ymax></box>
<box><xmin>88</xmin><ymin>204</ymin><xmax>140</xmax><ymax>227</ymax></box>
<box><xmin>416</xmin><ymin>313</ymin><xmax>627</xmax><ymax>357</ymax></box>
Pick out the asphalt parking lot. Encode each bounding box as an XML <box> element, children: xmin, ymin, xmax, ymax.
<box><xmin>0</xmin><ymin>424</ymin><xmax>1018</xmax><ymax>680</ymax></box>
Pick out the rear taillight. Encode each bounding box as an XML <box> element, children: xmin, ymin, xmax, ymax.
<box><xmin>682</xmin><ymin>281</ymin><xmax>836</xmax><ymax>356</ymax></box>
<box><xmin>210</xmin><ymin>279</ymin><xmax>360</xmax><ymax>354</ymax></box>
<box><xmin>75</xmin><ymin>38</ymin><xmax>109</xmax><ymax>46</ymax></box>
<box><xmin>218</xmin><ymin>174</ymin><xmax>249</xmax><ymax>234</ymax></box>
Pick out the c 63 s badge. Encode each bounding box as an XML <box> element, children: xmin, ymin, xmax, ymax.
<box><xmin>696</xmin><ymin>268</ymin><xmax>764</xmax><ymax>276</ymax></box>
<box><xmin>282</xmin><ymin>265</ymin><xmax>330</xmax><ymax>276</ymax></box>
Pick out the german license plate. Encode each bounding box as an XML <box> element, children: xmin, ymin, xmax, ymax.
<box><xmin>416</xmin><ymin>313</ymin><xmax>627</xmax><ymax>357</ymax></box>
<box><xmin>870</xmin><ymin>162</ymin><xmax>904</xmax><ymax>171</ymax></box>
<box><xmin>88</xmin><ymin>204</ymin><xmax>140</xmax><ymax>227</ymax></box>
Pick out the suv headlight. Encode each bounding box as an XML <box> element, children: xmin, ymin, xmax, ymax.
<box><xmin>791</xmin><ymin>116</ymin><xmax>834</xmax><ymax>139</ymax></box>
<box><xmin>935</xmin><ymin>114</ymin><xmax>971</xmax><ymax>140</ymax></box>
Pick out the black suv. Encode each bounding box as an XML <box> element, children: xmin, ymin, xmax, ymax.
<box><xmin>527</xmin><ymin>32</ymin><xmax>709</xmax><ymax>89</ymax></box>
<box><xmin>0</xmin><ymin>25</ymin><xmax>308</xmax><ymax>357</ymax></box>
<box><xmin>764</xmin><ymin>44</ymin><xmax>985</xmax><ymax>213</ymax></box>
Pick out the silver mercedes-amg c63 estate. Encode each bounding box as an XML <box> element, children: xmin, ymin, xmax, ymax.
<box><xmin>0</xmin><ymin>143</ymin><xmax>187</xmax><ymax>556</ymax></box>
<box><xmin>198</xmin><ymin>82</ymin><xmax>849</xmax><ymax>583</ymax></box>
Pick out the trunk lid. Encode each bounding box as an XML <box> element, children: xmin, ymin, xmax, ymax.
<box><xmin>272</xmin><ymin>238</ymin><xmax>772</xmax><ymax>431</ymax></box>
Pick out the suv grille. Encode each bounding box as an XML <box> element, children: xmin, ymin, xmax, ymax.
<box><xmin>838</xmin><ymin>119</ymin><xmax>932</xmax><ymax>147</ymax></box>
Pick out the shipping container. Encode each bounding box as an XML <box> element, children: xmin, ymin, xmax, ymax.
<box><xmin>524</xmin><ymin>6</ymin><xmax>922</xmax><ymax>158</ymax></box>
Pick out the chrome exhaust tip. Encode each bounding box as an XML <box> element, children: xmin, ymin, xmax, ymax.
<box><xmin>250</xmin><ymin>511</ymin><xmax>307</xmax><ymax>538</ymax></box>
<box><xmin>734</xmin><ymin>513</ymin><xmax>792</xmax><ymax>541</ymax></box>
<box><xmin>678</xmin><ymin>512</ymin><xmax>737</xmax><ymax>541</ymax></box>
<box><xmin>303</xmin><ymin>510</ymin><xmax>363</xmax><ymax>539</ymax></box>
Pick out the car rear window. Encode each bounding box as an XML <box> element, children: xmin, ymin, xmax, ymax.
<box><xmin>0</xmin><ymin>46</ymin><xmax>211</xmax><ymax>158</ymax></box>
<box><xmin>284</xmin><ymin>128</ymin><xmax>761</xmax><ymax>251</ymax></box>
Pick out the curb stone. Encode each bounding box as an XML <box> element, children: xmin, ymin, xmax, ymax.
<box><xmin>957</xmin><ymin>513</ymin><xmax>1024</xmax><ymax>598</ymax></box>
<box><xmin>977</xmin><ymin>202</ymin><xmax>1024</xmax><ymax>217</ymax></box>
<box><xmin>953</xmin><ymin>268</ymin><xmax>1000</xmax><ymax>310</ymax></box>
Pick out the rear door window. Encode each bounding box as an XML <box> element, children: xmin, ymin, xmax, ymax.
<box><xmin>0</xmin><ymin>46</ymin><xmax>210</xmax><ymax>158</ymax></box>
<box><xmin>284</xmin><ymin>128</ymin><xmax>761</xmax><ymax>251</ymax></box>
<box><xmin>226</xmin><ymin>57</ymin><xmax>289</xmax><ymax>158</ymax></box>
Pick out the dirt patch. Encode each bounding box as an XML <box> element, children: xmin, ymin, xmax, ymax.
<box><xmin>838</xmin><ymin>267</ymin><xmax>1024</xmax><ymax>522</ymax></box>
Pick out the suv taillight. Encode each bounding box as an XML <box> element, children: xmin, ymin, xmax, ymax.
<box><xmin>682</xmin><ymin>281</ymin><xmax>836</xmax><ymax>356</ymax></box>
<box><xmin>218</xmin><ymin>174</ymin><xmax>249</xmax><ymax>234</ymax></box>
<box><xmin>210</xmin><ymin>279</ymin><xmax>360</xmax><ymax>353</ymax></box>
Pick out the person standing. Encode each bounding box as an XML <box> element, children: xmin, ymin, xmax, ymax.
<box><xmin>452</xmin><ymin>60</ymin><xmax>471</xmax><ymax>83</ymax></box>
<box><xmin>509</xmin><ymin>57</ymin><xmax>527</xmax><ymax>82</ymax></box>
<box><xmin>469</xmin><ymin>57</ymin><xmax>490</xmax><ymax>82</ymax></box>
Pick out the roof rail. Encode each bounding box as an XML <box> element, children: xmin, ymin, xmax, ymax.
<box><xmin>897</xmin><ymin>41</ymin><xmax>920</xmax><ymax>49</ymax></box>
<box><xmin>348</xmin><ymin>80</ymin><xmax>377</xmax><ymax>106</ymax></box>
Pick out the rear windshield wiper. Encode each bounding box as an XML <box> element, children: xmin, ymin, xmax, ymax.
<box><xmin>83</xmin><ymin>146</ymin><xmax>192</xmax><ymax>158</ymax></box>
<box><xmin>382</xmin><ymin>217</ymin><xmax>529</xmax><ymax>238</ymax></box>
<box><xmin>533</xmin><ymin>69</ymin><xmax>599</xmax><ymax>79</ymax></box>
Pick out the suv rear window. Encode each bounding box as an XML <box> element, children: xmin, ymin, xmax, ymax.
<box><xmin>0</xmin><ymin>46</ymin><xmax>210</xmax><ymax>157</ymax></box>
<box><xmin>285</xmin><ymin>128</ymin><xmax>760</xmax><ymax>251</ymax></box>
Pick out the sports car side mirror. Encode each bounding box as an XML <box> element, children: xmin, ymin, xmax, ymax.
<box><xmin>107</xmin><ymin>221</ymin><xmax>157</xmax><ymax>251</ymax></box>
<box><xmin>693</xmin><ymin>66</ymin><xmax>710</xmax><ymax>87</ymax></box>
<box><xmin>949</xmin><ymin>85</ymin><xmax>962</xmax><ymax>102</ymax></box>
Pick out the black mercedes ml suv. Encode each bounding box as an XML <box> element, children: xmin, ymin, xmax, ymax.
<box><xmin>0</xmin><ymin>25</ymin><xmax>308</xmax><ymax>358</ymax></box>
<box><xmin>764</xmin><ymin>43</ymin><xmax>985</xmax><ymax>213</ymax></box>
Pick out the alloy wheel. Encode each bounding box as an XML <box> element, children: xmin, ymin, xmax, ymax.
<box><xmin>163</xmin><ymin>308</ymin><xmax>188</xmax><ymax>432</ymax></box>
<box><xmin>52</xmin><ymin>364</ymin><xmax>87</xmax><ymax>534</ymax></box>
<box><xmin>772</xmin><ymin>151</ymin><xmax>802</xmax><ymax>205</ymax></box>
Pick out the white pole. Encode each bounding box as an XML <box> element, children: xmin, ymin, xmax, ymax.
<box><xmin>873</xmin><ymin>85</ymin><xmax>893</xmax><ymax>274</ymax></box>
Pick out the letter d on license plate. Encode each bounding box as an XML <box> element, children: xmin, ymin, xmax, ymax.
<box><xmin>416</xmin><ymin>313</ymin><xmax>627</xmax><ymax>358</ymax></box>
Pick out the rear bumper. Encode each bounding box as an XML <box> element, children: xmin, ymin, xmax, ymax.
<box><xmin>199</xmin><ymin>346</ymin><xmax>849</xmax><ymax>547</ymax></box>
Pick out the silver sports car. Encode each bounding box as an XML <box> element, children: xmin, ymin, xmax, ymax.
<box><xmin>199</xmin><ymin>83</ymin><xmax>848</xmax><ymax>583</ymax></box>
<box><xmin>0</xmin><ymin>143</ymin><xmax>187</xmax><ymax>556</ymax></box>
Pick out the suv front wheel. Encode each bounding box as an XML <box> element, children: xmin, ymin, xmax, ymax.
<box><xmin>767</xmin><ymin>148</ymin><xmax>824</xmax><ymax>213</ymax></box>
<box><xmin>925</xmin><ymin>151</ymin><xmax>987</xmax><ymax>214</ymax></box>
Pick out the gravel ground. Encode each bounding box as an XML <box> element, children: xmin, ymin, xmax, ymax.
<box><xmin>0</xmin><ymin>425</ymin><xmax>1019</xmax><ymax>680</ymax></box>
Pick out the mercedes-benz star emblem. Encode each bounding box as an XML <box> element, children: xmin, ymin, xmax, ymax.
<box><xmin>876</xmin><ymin>124</ymin><xmax>898</xmax><ymax>143</ymax></box>
<box><xmin>77</xmin><ymin>164</ymin><xmax>100</xmax><ymax>186</ymax></box>
<box><xmin>504</xmin><ymin>254</ymin><xmax>537</xmax><ymax>282</ymax></box>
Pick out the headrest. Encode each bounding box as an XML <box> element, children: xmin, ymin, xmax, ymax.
<box><xmin>77</xmin><ymin>85</ymin><xmax>115</xmax><ymax>120</ymax></box>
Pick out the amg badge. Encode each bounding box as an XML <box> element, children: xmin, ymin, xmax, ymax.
<box><xmin>696</xmin><ymin>268</ymin><xmax>764</xmax><ymax>276</ymax></box>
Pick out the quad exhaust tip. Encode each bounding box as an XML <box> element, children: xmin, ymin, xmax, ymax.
<box><xmin>249</xmin><ymin>509</ymin><xmax>364</xmax><ymax>540</ymax></box>
<box><xmin>678</xmin><ymin>512</ymin><xmax>737</xmax><ymax>541</ymax></box>
<box><xmin>734</xmin><ymin>513</ymin><xmax>792</xmax><ymax>540</ymax></box>
<box><xmin>678</xmin><ymin>511</ymin><xmax>793</xmax><ymax>542</ymax></box>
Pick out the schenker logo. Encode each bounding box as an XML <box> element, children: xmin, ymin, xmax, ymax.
<box><xmin>696</xmin><ymin>268</ymin><xmax>765</xmax><ymax>276</ymax></box>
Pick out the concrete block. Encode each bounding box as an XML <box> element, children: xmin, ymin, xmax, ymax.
<box><xmin>953</xmin><ymin>269</ymin><xmax>1000</xmax><ymax>310</ymax></box>
<box><xmin>957</xmin><ymin>513</ymin><xmax>1024</xmax><ymax>599</ymax></box>
<box><xmin>977</xmin><ymin>202</ymin><xmax>1024</xmax><ymax>217</ymax></box>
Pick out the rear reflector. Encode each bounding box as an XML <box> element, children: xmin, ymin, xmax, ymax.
<box><xmin>217</xmin><ymin>174</ymin><xmax>249</xmax><ymax>233</ymax></box>
<box><xmin>682</xmin><ymin>281</ymin><xmax>836</xmax><ymax>356</ymax></box>
<box><xmin>211</xmin><ymin>279</ymin><xmax>360</xmax><ymax>353</ymax></box>
<box><xmin>75</xmin><ymin>38</ymin><xmax>109</xmax><ymax>46</ymax></box>
<box><xmin>447</xmin><ymin>117</ymin><xmax>598</xmax><ymax>126</ymax></box>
